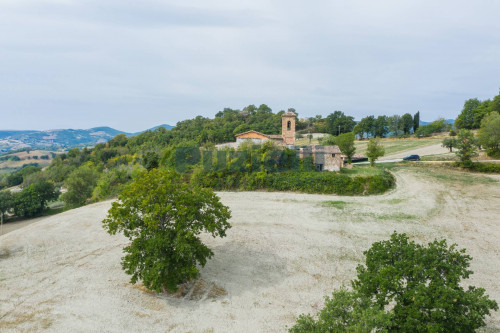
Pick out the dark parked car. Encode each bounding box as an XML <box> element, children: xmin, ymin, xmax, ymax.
<box><xmin>403</xmin><ymin>154</ymin><xmax>420</xmax><ymax>161</ymax></box>
<box><xmin>350</xmin><ymin>157</ymin><xmax>368</xmax><ymax>163</ymax></box>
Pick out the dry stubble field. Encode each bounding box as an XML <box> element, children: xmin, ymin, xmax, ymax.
<box><xmin>0</xmin><ymin>166</ymin><xmax>499</xmax><ymax>332</ymax></box>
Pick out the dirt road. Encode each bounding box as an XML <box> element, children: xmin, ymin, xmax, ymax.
<box><xmin>1</xmin><ymin>167</ymin><xmax>499</xmax><ymax>332</ymax></box>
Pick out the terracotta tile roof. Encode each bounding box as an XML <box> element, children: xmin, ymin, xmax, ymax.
<box><xmin>234</xmin><ymin>130</ymin><xmax>270</xmax><ymax>138</ymax></box>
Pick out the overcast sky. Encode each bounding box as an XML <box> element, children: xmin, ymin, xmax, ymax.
<box><xmin>1</xmin><ymin>0</ymin><xmax>499</xmax><ymax>132</ymax></box>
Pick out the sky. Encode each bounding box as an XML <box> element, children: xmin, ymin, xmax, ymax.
<box><xmin>0</xmin><ymin>0</ymin><xmax>499</xmax><ymax>132</ymax></box>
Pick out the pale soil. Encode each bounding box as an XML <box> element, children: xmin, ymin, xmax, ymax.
<box><xmin>1</xmin><ymin>168</ymin><xmax>499</xmax><ymax>332</ymax></box>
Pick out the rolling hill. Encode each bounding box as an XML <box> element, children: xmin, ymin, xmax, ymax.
<box><xmin>0</xmin><ymin>125</ymin><xmax>174</xmax><ymax>154</ymax></box>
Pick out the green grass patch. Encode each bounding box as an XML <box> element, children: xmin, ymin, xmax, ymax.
<box><xmin>383</xmin><ymin>198</ymin><xmax>405</xmax><ymax>204</ymax></box>
<box><xmin>322</xmin><ymin>200</ymin><xmax>349</xmax><ymax>209</ymax></box>
<box><xmin>355</xmin><ymin>138</ymin><xmax>442</xmax><ymax>156</ymax></box>
<box><xmin>376</xmin><ymin>213</ymin><xmax>417</xmax><ymax>221</ymax></box>
<box><xmin>420</xmin><ymin>153</ymin><xmax>458</xmax><ymax>161</ymax></box>
<box><xmin>340</xmin><ymin>165</ymin><xmax>386</xmax><ymax>176</ymax></box>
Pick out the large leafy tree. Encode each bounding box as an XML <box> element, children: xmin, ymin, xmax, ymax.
<box><xmin>388</xmin><ymin>115</ymin><xmax>402</xmax><ymax>137</ymax></box>
<box><xmin>32</xmin><ymin>181</ymin><xmax>60</xmax><ymax>210</ymax></box>
<box><xmin>356</xmin><ymin>116</ymin><xmax>375</xmax><ymax>139</ymax></box>
<box><xmin>401</xmin><ymin>113</ymin><xmax>413</xmax><ymax>135</ymax></box>
<box><xmin>62</xmin><ymin>164</ymin><xmax>100</xmax><ymax>207</ymax></box>
<box><xmin>373</xmin><ymin>115</ymin><xmax>388</xmax><ymax>138</ymax></box>
<box><xmin>326</xmin><ymin>111</ymin><xmax>356</xmax><ymax>136</ymax></box>
<box><xmin>441</xmin><ymin>137</ymin><xmax>457</xmax><ymax>152</ymax></box>
<box><xmin>354</xmin><ymin>233</ymin><xmax>498</xmax><ymax>332</ymax></box>
<box><xmin>472</xmin><ymin>100</ymin><xmax>492</xmax><ymax>129</ymax></box>
<box><xmin>102</xmin><ymin>169</ymin><xmax>231</xmax><ymax>292</ymax></box>
<box><xmin>290</xmin><ymin>233</ymin><xmax>498</xmax><ymax>333</ymax></box>
<box><xmin>455</xmin><ymin>98</ymin><xmax>481</xmax><ymax>129</ymax></box>
<box><xmin>335</xmin><ymin>132</ymin><xmax>356</xmax><ymax>164</ymax></box>
<box><xmin>477</xmin><ymin>111</ymin><xmax>500</xmax><ymax>158</ymax></box>
<box><xmin>13</xmin><ymin>181</ymin><xmax>59</xmax><ymax>217</ymax></box>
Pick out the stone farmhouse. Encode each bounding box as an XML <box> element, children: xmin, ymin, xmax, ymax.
<box><xmin>231</xmin><ymin>112</ymin><xmax>344</xmax><ymax>171</ymax></box>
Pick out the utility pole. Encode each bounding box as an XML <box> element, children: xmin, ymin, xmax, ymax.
<box><xmin>338</xmin><ymin>125</ymin><xmax>341</xmax><ymax>136</ymax></box>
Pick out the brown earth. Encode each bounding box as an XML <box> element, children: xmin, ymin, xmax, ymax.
<box><xmin>0</xmin><ymin>167</ymin><xmax>499</xmax><ymax>332</ymax></box>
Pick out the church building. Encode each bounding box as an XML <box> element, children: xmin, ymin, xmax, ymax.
<box><xmin>233</xmin><ymin>112</ymin><xmax>344</xmax><ymax>171</ymax></box>
<box><xmin>234</xmin><ymin>112</ymin><xmax>297</xmax><ymax>146</ymax></box>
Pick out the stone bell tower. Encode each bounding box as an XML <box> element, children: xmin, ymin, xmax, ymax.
<box><xmin>281</xmin><ymin>111</ymin><xmax>296</xmax><ymax>145</ymax></box>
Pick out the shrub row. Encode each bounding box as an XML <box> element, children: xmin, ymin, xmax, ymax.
<box><xmin>191</xmin><ymin>170</ymin><xmax>395</xmax><ymax>195</ymax></box>
<box><xmin>461</xmin><ymin>162</ymin><xmax>500</xmax><ymax>174</ymax></box>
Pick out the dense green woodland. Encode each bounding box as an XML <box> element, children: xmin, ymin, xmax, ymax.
<box><xmin>455</xmin><ymin>92</ymin><xmax>500</xmax><ymax>130</ymax></box>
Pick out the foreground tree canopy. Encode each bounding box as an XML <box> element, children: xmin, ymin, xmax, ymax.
<box><xmin>290</xmin><ymin>232</ymin><xmax>498</xmax><ymax>333</ymax></box>
<box><xmin>102</xmin><ymin>169</ymin><xmax>231</xmax><ymax>292</ymax></box>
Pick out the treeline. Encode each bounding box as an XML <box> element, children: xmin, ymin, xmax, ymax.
<box><xmin>353</xmin><ymin>112</ymin><xmax>419</xmax><ymax>139</ymax></box>
<box><xmin>442</xmin><ymin>111</ymin><xmax>500</xmax><ymax>162</ymax></box>
<box><xmin>128</xmin><ymin>104</ymin><xmax>440</xmax><ymax>148</ymax></box>
<box><xmin>297</xmin><ymin>111</ymin><xmax>426</xmax><ymax>139</ymax></box>
<box><xmin>455</xmin><ymin>91</ymin><xmax>500</xmax><ymax>129</ymax></box>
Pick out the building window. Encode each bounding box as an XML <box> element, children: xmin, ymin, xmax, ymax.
<box><xmin>315</xmin><ymin>164</ymin><xmax>323</xmax><ymax>172</ymax></box>
<box><xmin>332</xmin><ymin>154</ymin><xmax>336</xmax><ymax>157</ymax></box>
<box><xmin>287</xmin><ymin>120</ymin><xmax>291</xmax><ymax>130</ymax></box>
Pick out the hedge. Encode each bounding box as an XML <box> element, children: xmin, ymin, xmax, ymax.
<box><xmin>459</xmin><ymin>162</ymin><xmax>500</xmax><ymax>174</ymax></box>
<box><xmin>191</xmin><ymin>170</ymin><xmax>395</xmax><ymax>195</ymax></box>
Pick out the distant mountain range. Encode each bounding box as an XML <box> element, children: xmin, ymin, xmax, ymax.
<box><xmin>0</xmin><ymin>124</ymin><xmax>174</xmax><ymax>154</ymax></box>
<box><xmin>419</xmin><ymin>119</ymin><xmax>455</xmax><ymax>126</ymax></box>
